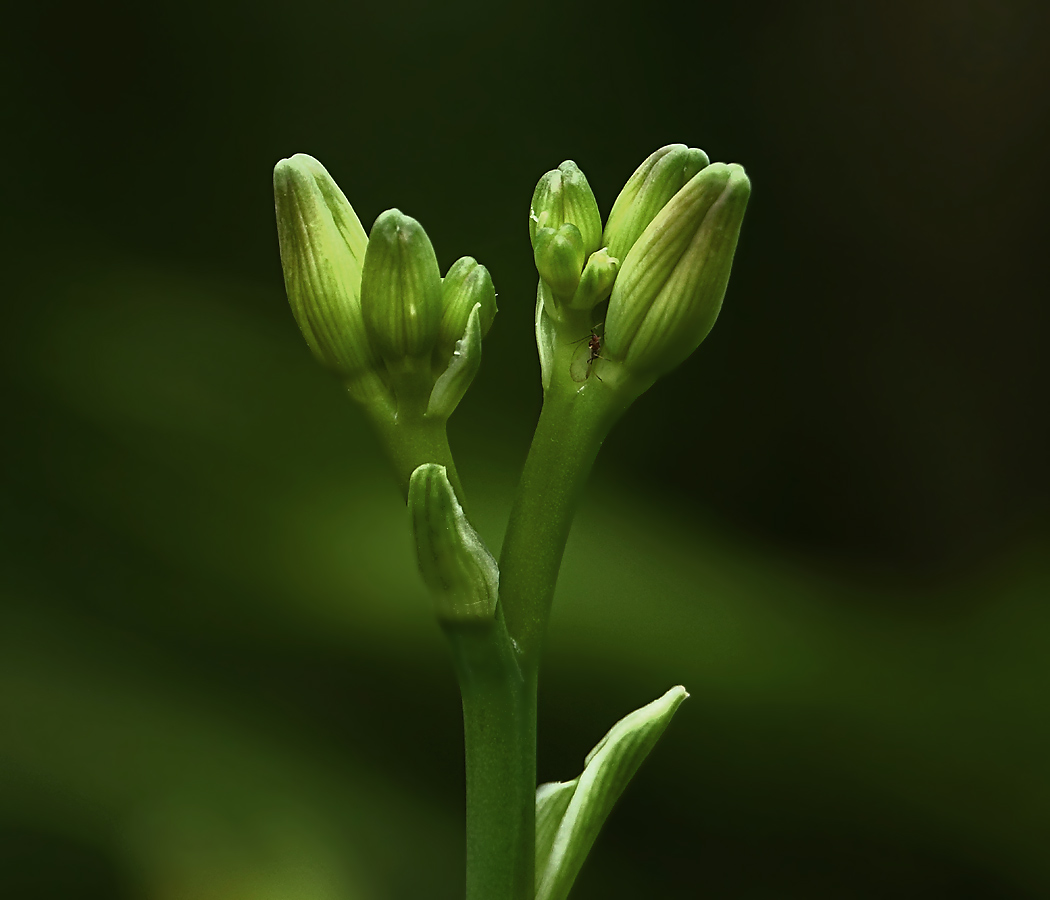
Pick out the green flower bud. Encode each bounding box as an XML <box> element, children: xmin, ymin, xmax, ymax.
<box><xmin>273</xmin><ymin>153</ymin><xmax>374</xmax><ymax>378</ymax></box>
<box><xmin>361</xmin><ymin>209</ymin><xmax>443</xmax><ymax>365</ymax></box>
<box><xmin>529</xmin><ymin>160</ymin><xmax>603</xmax><ymax>257</ymax></box>
<box><xmin>439</xmin><ymin>256</ymin><xmax>497</xmax><ymax>359</ymax></box>
<box><xmin>602</xmin><ymin>144</ymin><xmax>710</xmax><ymax>264</ymax></box>
<box><xmin>534</xmin><ymin>223</ymin><xmax>586</xmax><ymax>304</ymax></box>
<box><xmin>604</xmin><ymin>163</ymin><xmax>750</xmax><ymax>381</ymax></box>
<box><xmin>409</xmin><ymin>463</ymin><xmax>499</xmax><ymax>623</ymax></box>
<box><xmin>569</xmin><ymin>248</ymin><xmax>619</xmax><ymax>311</ymax></box>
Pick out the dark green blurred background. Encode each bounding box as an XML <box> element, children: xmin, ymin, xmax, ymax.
<box><xmin>3</xmin><ymin>0</ymin><xmax>1048</xmax><ymax>897</ymax></box>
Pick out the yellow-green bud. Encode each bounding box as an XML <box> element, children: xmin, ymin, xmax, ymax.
<box><xmin>569</xmin><ymin>248</ymin><xmax>619</xmax><ymax>311</ymax></box>
<box><xmin>361</xmin><ymin>209</ymin><xmax>443</xmax><ymax>364</ymax></box>
<box><xmin>529</xmin><ymin>161</ymin><xmax>603</xmax><ymax>257</ymax></box>
<box><xmin>439</xmin><ymin>256</ymin><xmax>497</xmax><ymax>357</ymax></box>
<box><xmin>534</xmin><ymin>223</ymin><xmax>586</xmax><ymax>304</ymax></box>
<box><xmin>602</xmin><ymin>144</ymin><xmax>710</xmax><ymax>264</ymax></box>
<box><xmin>604</xmin><ymin>163</ymin><xmax>750</xmax><ymax>381</ymax></box>
<box><xmin>273</xmin><ymin>153</ymin><xmax>374</xmax><ymax>378</ymax></box>
<box><xmin>409</xmin><ymin>464</ymin><xmax>498</xmax><ymax>623</ymax></box>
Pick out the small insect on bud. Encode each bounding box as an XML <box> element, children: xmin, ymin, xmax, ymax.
<box><xmin>534</xmin><ymin>223</ymin><xmax>586</xmax><ymax>305</ymax></box>
<box><xmin>602</xmin><ymin>144</ymin><xmax>710</xmax><ymax>265</ymax></box>
<box><xmin>361</xmin><ymin>209</ymin><xmax>444</xmax><ymax>365</ymax></box>
<box><xmin>439</xmin><ymin>256</ymin><xmax>497</xmax><ymax>360</ymax></box>
<box><xmin>409</xmin><ymin>463</ymin><xmax>499</xmax><ymax>623</ymax></box>
<box><xmin>569</xmin><ymin>248</ymin><xmax>619</xmax><ymax>312</ymax></box>
<box><xmin>604</xmin><ymin>162</ymin><xmax>750</xmax><ymax>381</ymax></box>
<box><xmin>529</xmin><ymin>160</ymin><xmax>603</xmax><ymax>258</ymax></box>
<box><xmin>273</xmin><ymin>153</ymin><xmax>375</xmax><ymax>378</ymax></box>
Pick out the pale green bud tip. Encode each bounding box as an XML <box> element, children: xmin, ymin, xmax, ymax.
<box><xmin>273</xmin><ymin>154</ymin><xmax>374</xmax><ymax>378</ymax></box>
<box><xmin>529</xmin><ymin>160</ymin><xmax>603</xmax><ymax>257</ymax></box>
<box><xmin>440</xmin><ymin>256</ymin><xmax>497</xmax><ymax>350</ymax></box>
<box><xmin>604</xmin><ymin>162</ymin><xmax>750</xmax><ymax>380</ymax></box>
<box><xmin>408</xmin><ymin>464</ymin><xmax>499</xmax><ymax>623</ymax></box>
<box><xmin>570</xmin><ymin>248</ymin><xmax>619</xmax><ymax>311</ymax></box>
<box><xmin>534</xmin><ymin>223</ymin><xmax>586</xmax><ymax>302</ymax></box>
<box><xmin>602</xmin><ymin>143</ymin><xmax>711</xmax><ymax>264</ymax></box>
<box><xmin>361</xmin><ymin>208</ymin><xmax>443</xmax><ymax>362</ymax></box>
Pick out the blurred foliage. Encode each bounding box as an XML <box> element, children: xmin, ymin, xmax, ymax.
<box><xmin>3</xmin><ymin>0</ymin><xmax>1048</xmax><ymax>897</ymax></box>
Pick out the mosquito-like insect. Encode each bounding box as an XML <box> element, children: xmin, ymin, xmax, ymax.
<box><xmin>569</xmin><ymin>324</ymin><xmax>606</xmax><ymax>382</ymax></box>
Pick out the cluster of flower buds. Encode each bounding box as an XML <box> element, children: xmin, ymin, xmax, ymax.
<box><xmin>274</xmin><ymin>154</ymin><xmax>496</xmax><ymax>421</ymax></box>
<box><xmin>529</xmin><ymin>161</ymin><xmax>619</xmax><ymax>320</ymax></box>
<box><xmin>530</xmin><ymin>145</ymin><xmax>750</xmax><ymax>386</ymax></box>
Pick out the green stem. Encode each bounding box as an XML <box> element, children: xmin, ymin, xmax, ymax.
<box><xmin>445</xmin><ymin>611</ymin><xmax>536</xmax><ymax>900</ymax></box>
<box><xmin>499</xmin><ymin>342</ymin><xmax>644</xmax><ymax>666</ymax></box>
<box><xmin>365</xmin><ymin>409</ymin><xmax>467</xmax><ymax>504</ymax></box>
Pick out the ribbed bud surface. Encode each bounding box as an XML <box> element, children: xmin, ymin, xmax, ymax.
<box><xmin>603</xmin><ymin>144</ymin><xmax>710</xmax><ymax>265</ymax></box>
<box><xmin>361</xmin><ymin>209</ymin><xmax>443</xmax><ymax>363</ymax></box>
<box><xmin>604</xmin><ymin>163</ymin><xmax>750</xmax><ymax>380</ymax></box>
<box><xmin>529</xmin><ymin>161</ymin><xmax>603</xmax><ymax>257</ymax></box>
<box><xmin>273</xmin><ymin>154</ymin><xmax>374</xmax><ymax>377</ymax></box>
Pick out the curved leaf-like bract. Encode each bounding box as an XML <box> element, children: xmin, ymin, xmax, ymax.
<box><xmin>534</xmin><ymin>685</ymin><xmax>689</xmax><ymax>900</ymax></box>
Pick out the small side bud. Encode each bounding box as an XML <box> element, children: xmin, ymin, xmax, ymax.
<box><xmin>569</xmin><ymin>248</ymin><xmax>619</xmax><ymax>311</ymax></box>
<box><xmin>427</xmin><ymin>302</ymin><xmax>485</xmax><ymax>420</ymax></box>
<box><xmin>273</xmin><ymin>154</ymin><xmax>375</xmax><ymax>378</ymax></box>
<box><xmin>361</xmin><ymin>209</ymin><xmax>443</xmax><ymax>365</ymax></box>
<box><xmin>529</xmin><ymin>161</ymin><xmax>603</xmax><ymax>257</ymax></box>
<box><xmin>603</xmin><ymin>144</ymin><xmax>710</xmax><ymax>264</ymax></box>
<box><xmin>604</xmin><ymin>163</ymin><xmax>750</xmax><ymax>381</ymax></box>
<box><xmin>534</xmin><ymin>224</ymin><xmax>586</xmax><ymax>304</ymax></box>
<box><xmin>439</xmin><ymin>256</ymin><xmax>497</xmax><ymax>359</ymax></box>
<box><xmin>409</xmin><ymin>464</ymin><xmax>499</xmax><ymax>623</ymax></box>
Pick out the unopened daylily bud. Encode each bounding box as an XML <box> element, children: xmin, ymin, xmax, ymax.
<box><xmin>534</xmin><ymin>223</ymin><xmax>586</xmax><ymax>303</ymax></box>
<box><xmin>569</xmin><ymin>248</ymin><xmax>619</xmax><ymax>311</ymax></box>
<box><xmin>529</xmin><ymin>161</ymin><xmax>603</xmax><ymax>257</ymax></box>
<box><xmin>273</xmin><ymin>153</ymin><xmax>374</xmax><ymax>378</ymax></box>
<box><xmin>603</xmin><ymin>144</ymin><xmax>710</xmax><ymax>264</ymax></box>
<box><xmin>409</xmin><ymin>464</ymin><xmax>499</xmax><ymax>623</ymax></box>
<box><xmin>361</xmin><ymin>209</ymin><xmax>443</xmax><ymax>364</ymax></box>
<box><xmin>439</xmin><ymin>256</ymin><xmax>497</xmax><ymax>355</ymax></box>
<box><xmin>604</xmin><ymin>163</ymin><xmax>750</xmax><ymax>381</ymax></box>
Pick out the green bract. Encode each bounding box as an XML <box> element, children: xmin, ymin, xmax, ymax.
<box><xmin>361</xmin><ymin>208</ymin><xmax>444</xmax><ymax>365</ymax></box>
<box><xmin>529</xmin><ymin>160</ymin><xmax>603</xmax><ymax>258</ymax></box>
<box><xmin>604</xmin><ymin>162</ymin><xmax>751</xmax><ymax>381</ymax></box>
<box><xmin>602</xmin><ymin>144</ymin><xmax>710</xmax><ymax>264</ymax></box>
<box><xmin>273</xmin><ymin>153</ymin><xmax>373</xmax><ymax>379</ymax></box>
<box><xmin>409</xmin><ymin>464</ymin><xmax>499</xmax><ymax>623</ymax></box>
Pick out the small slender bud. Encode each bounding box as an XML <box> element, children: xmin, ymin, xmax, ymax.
<box><xmin>534</xmin><ymin>223</ymin><xmax>586</xmax><ymax>303</ymax></box>
<box><xmin>361</xmin><ymin>209</ymin><xmax>443</xmax><ymax>364</ymax></box>
<box><xmin>409</xmin><ymin>464</ymin><xmax>499</xmax><ymax>623</ymax></box>
<box><xmin>603</xmin><ymin>144</ymin><xmax>710</xmax><ymax>264</ymax></box>
<box><xmin>569</xmin><ymin>248</ymin><xmax>619</xmax><ymax>311</ymax></box>
<box><xmin>273</xmin><ymin>154</ymin><xmax>374</xmax><ymax>378</ymax></box>
<box><xmin>604</xmin><ymin>163</ymin><xmax>750</xmax><ymax>380</ymax></box>
<box><xmin>529</xmin><ymin>161</ymin><xmax>603</xmax><ymax>257</ymax></box>
<box><xmin>427</xmin><ymin>302</ymin><xmax>485</xmax><ymax>420</ymax></box>
<box><xmin>439</xmin><ymin>256</ymin><xmax>497</xmax><ymax>358</ymax></box>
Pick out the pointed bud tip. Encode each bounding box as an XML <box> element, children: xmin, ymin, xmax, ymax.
<box><xmin>723</xmin><ymin>164</ymin><xmax>751</xmax><ymax>197</ymax></box>
<box><xmin>273</xmin><ymin>152</ymin><xmax>326</xmax><ymax>186</ymax></box>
